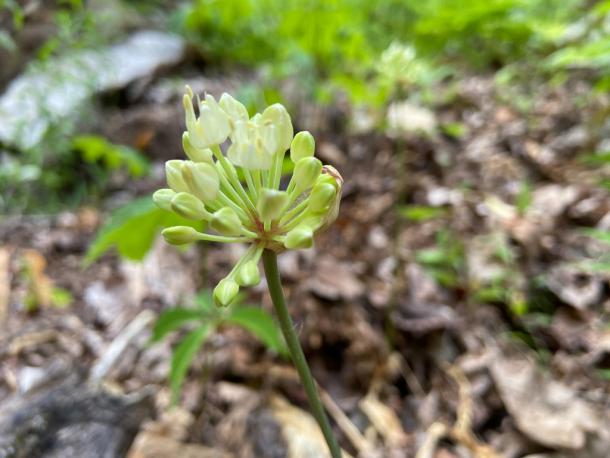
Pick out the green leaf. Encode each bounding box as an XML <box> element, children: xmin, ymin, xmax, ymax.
<box><xmin>415</xmin><ymin>247</ymin><xmax>447</xmax><ymax>265</ymax></box>
<box><xmin>398</xmin><ymin>205</ymin><xmax>447</xmax><ymax>222</ymax></box>
<box><xmin>582</xmin><ymin>228</ymin><xmax>610</xmax><ymax>246</ymax></box>
<box><xmin>170</xmin><ymin>324</ymin><xmax>212</xmax><ymax>404</ymax></box>
<box><xmin>151</xmin><ymin>308</ymin><xmax>204</xmax><ymax>342</ymax></box>
<box><xmin>51</xmin><ymin>287</ymin><xmax>72</xmax><ymax>309</ymax></box>
<box><xmin>72</xmin><ymin>135</ymin><xmax>149</xmax><ymax>177</ymax></box>
<box><xmin>225</xmin><ymin>305</ymin><xmax>287</xmax><ymax>356</ymax></box>
<box><xmin>85</xmin><ymin>197</ymin><xmax>204</xmax><ymax>265</ymax></box>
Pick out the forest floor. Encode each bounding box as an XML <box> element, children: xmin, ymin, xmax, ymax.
<box><xmin>1</xmin><ymin>26</ymin><xmax>610</xmax><ymax>458</ymax></box>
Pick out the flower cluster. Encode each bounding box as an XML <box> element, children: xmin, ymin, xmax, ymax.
<box><xmin>153</xmin><ymin>87</ymin><xmax>342</xmax><ymax>306</ymax></box>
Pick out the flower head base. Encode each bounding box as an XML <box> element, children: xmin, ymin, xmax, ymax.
<box><xmin>155</xmin><ymin>87</ymin><xmax>342</xmax><ymax>306</ymax></box>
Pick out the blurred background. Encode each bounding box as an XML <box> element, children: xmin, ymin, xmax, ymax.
<box><xmin>1</xmin><ymin>0</ymin><xmax>610</xmax><ymax>457</ymax></box>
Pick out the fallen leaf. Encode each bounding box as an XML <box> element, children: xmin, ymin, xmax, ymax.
<box><xmin>490</xmin><ymin>352</ymin><xmax>609</xmax><ymax>450</ymax></box>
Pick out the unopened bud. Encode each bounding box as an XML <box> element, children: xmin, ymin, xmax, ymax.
<box><xmin>236</xmin><ymin>260</ymin><xmax>261</xmax><ymax>286</ymax></box>
<box><xmin>165</xmin><ymin>160</ymin><xmax>188</xmax><ymax>192</ymax></box>
<box><xmin>211</xmin><ymin>207</ymin><xmax>242</xmax><ymax>236</ymax></box>
<box><xmin>161</xmin><ymin>226</ymin><xmax>200</xmax><ymax>245</ymax></box>
<box><xmin>153</xmin><ymin>188</ymin><xmax>176</xmax><ymax>212</ymax></box>
<box><xmin>308</xmin><ymin>183</ymin><xmax>336</xmax><ymax>213</ymax></box>
<box><xmin>290</xmin><ymin>131</ymin><xmax>315</xmax><ymax>162</ymax></box>
<box><xmin>171</xmin><ymin>192</ymin><xmax>209</xmax><ymax>220</ymax></box>
<box><xmin>182</xmin><ymin>132</ymin><xmax>213</xmax><ymax>163</ymax></box>
<box><xmin>214</xmin><ymin>278</ymin><xmax>239</xmax><ymax>307</ymax></box>
<box><xmin>181</xmin><ymin>161</ymin><xmax>219</xmax><ymax>203</ymax></box>
<box><xmin>293</xmin><ymin>157</ymin><xmax>322</xmax><ymax>192</ymax></box>
<box><xmin>257</xmin><ymin>188</ymin><xmax>289</xmax><ymax>222</ymax></box>
<box><xmin>284</xmin><ymin>225</ymin><xmax>314</xmax><ymax>249</ymax></box>
<box><xmin>261</xmin><ymin>104</ymin><xmax>293</xmax><ymax>153</ymax></box>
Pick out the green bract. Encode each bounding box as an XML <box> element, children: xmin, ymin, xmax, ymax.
<box><xmin>155</xmin><ymin>87</ymin><xmax>343</xmax><ymax>306</ymax></box>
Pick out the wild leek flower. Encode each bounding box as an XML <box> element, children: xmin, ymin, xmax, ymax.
<box><xmin>154</xmin><ymin>87</ymin><xmax>344</xmax><ymax>457</ymax></box>
<box><xmin>153</xmin><ymin>87</ymin><xmax>342</xmax><ymax>307</ymax></box>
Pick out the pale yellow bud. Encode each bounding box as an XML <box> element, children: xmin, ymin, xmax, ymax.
<box><xmin>284</xmin><ymin>225</ymin><xmax>314</xmax><ymax>249</ymax></box>
<box><xmin>257</xmin><ymin>188</ymin><xmax>289</xmax><ymax>222</ymax></box>
<box><xmin>290</xmin><ymin>131</ymin><xmax>315</xmax><ymax>162</ymax></box>
<box><xmin>171</xmin><ymin>192</ymin><xmax>209</xmax><ymax>220</ymax></box>
<box><xmin>181</xmin><ymin>161</ymin><xmax>219</xmax><ymax>203</ymax></box>
<box><xmin>236</xmin><ymin>260</ymin><xmax>261</xmax><ymax>286</ymax></box>
<box><xmin>165</xmin><ymin>160</ymin><xmax>188</xmax><ymax>193</ymax></box>
<box><xmin>308</xmin><ymin>183</ymin><xmax>336</xmax><ymax>213</ymax></box>
<box><xmin>293</xmin><ymin>157</ymin><xmax>322</xmax><ymax>192</ymax></box>
<box><xmin>261</xmin><ymin>103</ymin><xmax>293</xmax><ymax>153</ymax></box>
<box><xmin>153</xmin><ymin>188</ymin><xmax>176</xmax><ymax>212</ymax></box>
<box><xmin>211</xmin><ymin>207</ymin><xmax>242</xmax><ymax>236</ymax></box>
<box><xmin>161</xmin><ymin>226</ymin><xmax>200</xmax><ymax>245</ymax></box>
<box><xmin>214</xmin><ymin>278</ymin><xmax>239</xmax><ymax>307</ymax></box>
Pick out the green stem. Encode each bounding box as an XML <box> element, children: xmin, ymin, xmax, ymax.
<box><xmin>262</xmin><ymin>250</ymin><xmax>342</xmax><ymax>458</ymax></box>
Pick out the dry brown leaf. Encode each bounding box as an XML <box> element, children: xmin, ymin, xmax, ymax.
<box><xmin>490</xmin><ymin>353</ymin><xmax>609</xmax><ymax>450</ymax></box>
<box><xmin>359</xmin><ymin>393</ymin><xmax>409</xmax><ymax>448</ymax></box>
<box><xmin>307</xmin><ymin>256</ymin><xmax>364</xmax><ymax>301</ymax></box>
<box><xmin>22</xmin><ymin>249</ymin><xmax>54</xmax><ymax>308</ymax></box>
<box><xmin>0</xmin><ymin>247</ymin><xmax>10</xmax><ymax>323</ymax></box>
<box><xmin>128</xmin><ymin>431</ymin><xmax>232</xmax><ymax>458</ymax></box>
<box><xmin>269</xmin><ymin>395</ymin><xmax>353</xmax><ymax>458</ymax></box>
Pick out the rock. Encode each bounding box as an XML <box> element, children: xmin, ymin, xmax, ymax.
<box><xmin>0</xmin><ymin>31</ymin><xmax>185</xmax><ymax>149</ymax></box>
<box><xmin>0</xmin><ymin>371</ymin><xmax>154</xmax><ymax>458</ymax></box>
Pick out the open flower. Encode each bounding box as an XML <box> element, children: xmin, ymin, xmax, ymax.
<box><xmin>154</xmin><ymin>87</ymin><xmax>342</xmax><ymax>306</ymax></box>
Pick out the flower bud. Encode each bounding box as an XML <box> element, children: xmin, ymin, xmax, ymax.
<box><xmin>219</xmin><ymin>93</ymin><xmax>249</xmax><ymax>125</ymax></box>
<box><xmin>211</xmin><ymin>207</ymin><xmax>242</xmax><ymax>236</ymax></box>
<box><xmin>182</xmin><ymin>132</ymin><xmax>213</xmax><ymax>163</ymax></box>
<box><xmin>284</xmin><ymin>225</ymin><xmax>314</xmax><ymax>249</ymax></box>
<box><xmin>236</xmin><ymin>260</ymin><xmax>261</xmax><ymax>286</ymax></box>
<box><xmin>307</xmin><ymin>183</ymin><xmax>336</xmax><ymax>213</ymax></box>
<box><xmin>181</xmin><ymin>161</ymin><xmax>219</xmax><ymax>203</ymax></box>
<box><xmin>261</xmin><ymin>104</ymin><xmax>293</xmax><ymax>153</ymax></box>
<box><xmin>293</xmin><ymin>157</ymin><xmax>322</xmax><ymax>192</ymax></box>
<box><xmin>290</xmin><ymin>131</ymin><xmax>315</xmax><ymax>162</ymax></box>
<box><xmin>166</xmin><ymin>160</ymin><xmax>188</xmax><ymax>193</ymax></box>
<box><xmin>171</xmin><ymin>192</ymin><xmax>209</xmax><ymax>220</ymax></box>
<box><xmin>161</xmin><ymin>226</ymin><xmax>200</xmax><ymax>245</ymax></box>
<box><xmin>153</xmin><ymin>188</ymin><xmax>176</xmax><ymax>212</ymax></box>
<box><xmin>257</xmin><ymin>188</ymin><xmax>289</xmax><ymax>222</ymax></box>
<box><xmin>214</xmin><ymin>278</ymin><xmax>239</xmax><ymax>307</ymax></box>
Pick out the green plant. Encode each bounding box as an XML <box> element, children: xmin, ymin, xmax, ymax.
<box><xmin>415</xmin><ymin>229</ymin><xmax>464</xmax><ymax>288</ymax></box>
<box><xmin>152</xmin><ymin>290</ymin><xmax>286</xmax><ymax>402</ymax></box>
<box><xmin>150</xmin><ymin>88</ymin><xmax>343</xmax><ymax>456</ymax></box>
<box><xmin>85</xmin><ymin>196</ymin><xmax>203</xmax><ymax>265</ymax></box>
<box><xmin>575</xmin><ymin>228</ymin><xmax>610</xmax><ymax>272</ymax></box>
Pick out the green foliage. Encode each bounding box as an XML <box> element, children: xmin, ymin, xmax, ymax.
<box><xmin>415</xmin><ymin>230</ymin><xmax>464</xmax><ymax>288</ymax></box>
<box><xmin>170</xmin><ymin>324</ymin><xmax>213</xmax><ymax>401</ymax></box>
<box><xmin>85</xmin><ymin>197</ymin><xmax>204</xmax><ymax>265</ymax></box>
<box><xmin>72</xmin><ymin>135</ymin><xmax>149</xmax><ymax>178</ymax></box>
<box><xmin>547</xmin><ymin>1</ymin><xmax>610</xmax><ymax>85</ymax></box>
<box><xmin>153</xmin><ymin>290</ymin><xmax>286</xmax><ymax>403</ymax></box>
<box><xmin>574</xmin><ymin>228</ymin><xmax>610</xmax><ymax>272</ymax></box>
<box><xmin>224</xmin><ymin>305</ymin><xmax>285</xmax><ymax>354</ymax></box>
<box><xmin>398</xmin><ymin>205</ymin><xmax>447</xmax><ymax>222</ymax></box>
<box><xmin>174</xmin><ymin>0</ymin><xmax>585</xmax><ymax>107</ymax></box>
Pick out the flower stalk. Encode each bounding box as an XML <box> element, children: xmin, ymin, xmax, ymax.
<box><xmin>262</xmin><ymin>249</ymin><xmax>342</xmax><ymax>458</ymax></box>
